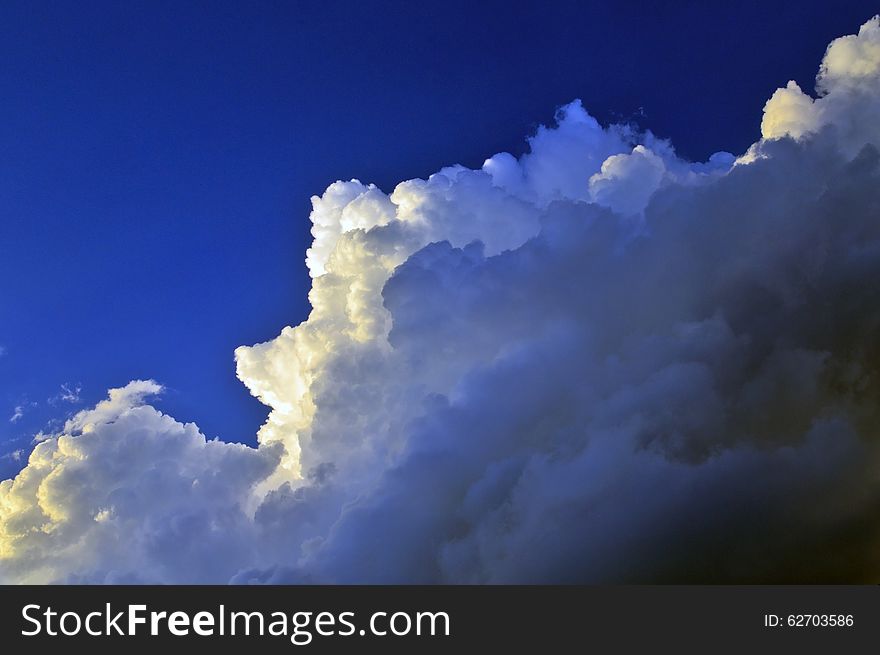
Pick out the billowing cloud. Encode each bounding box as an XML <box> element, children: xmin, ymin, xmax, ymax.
<box><xmin>761</xmin><ymin>16</ymin><xmax>880</xmax><ymax>154</ymax></box>
<box><xmin>3</xmin><ymin>18</ymin><xmax>880</xmax><ymax>583</ymax></box>
<box><xmin>48</xmin><ymin>383</ymin><xmax>82</xmax><ymax>406</ymax></box>
<box><xmin>0</xmin><ymin>381</ymin><xmax>281</xmax><ymax>583</ymax></box>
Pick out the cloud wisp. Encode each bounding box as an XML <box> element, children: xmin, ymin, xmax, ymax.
<box><xmin>3</xmin><ymin>18</ymin><xmax>880</xmax><ymax>583</ymax></box>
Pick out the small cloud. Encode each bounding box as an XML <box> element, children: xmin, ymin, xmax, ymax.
<box><xmin>32</xmin><ymin>431</ymin><xmax>51</xmax><ymax>443</ymax></box>
<box><xmin>33</xmin><ymin>418</ymin><xmax>64</xmax><ymax>443</ymax></box>
<box><xmin>2</xmin><ymin>449</ymin><xmax>24</xmax><ymax>462</ymax></box>
<box><xmin>49</xmin><ymin>383</ymin><xmax>82</xmax><ymax>406</ymax></box>
<box><xmin>0</xmin><ymin>435</ymin><xmax>30</xmax><ymax>464</ymax></box>
<box><xmin>8</xmin><ymin>400</ymin><xmax>36</xmax><ymax>424</ymax></box>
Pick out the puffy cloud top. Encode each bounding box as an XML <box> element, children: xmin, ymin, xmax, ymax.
<box><xmin>3</xmin><ymin>17</ymin><xmax>880</xmax><ymax>583</ymax></box>
<box><xmin>0</xmin><ymin>382</ymin><xmax>279</xmax><ymax>582</ymax></box>
<box><xmin>761</xmin><ymin>16</ymin><xmax>880</xmax><ymax>153</ymax></box>
<box><xmin>819</xmin><ymin>16</ymin><xmax>880</xmax><ymax>90</ymax></box>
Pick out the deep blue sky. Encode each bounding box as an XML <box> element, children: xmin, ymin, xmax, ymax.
<box><xmin>0</xmin><ymin>1</ymin><xmax>876</xmax><ymax>473</ymax></box>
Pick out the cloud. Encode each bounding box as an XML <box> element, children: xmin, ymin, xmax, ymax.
<box><xmin>8</xmin><ymin>401</ymin><xmax>36</xmax><ymax>424</ymax></box>
<box><xmin>760</xmin><ymin>16</ymin><xmax>880</xmax><ymax>155</ymax></box>
<box><xmin>761</xmin><ymin>80</ymin><xmax>822</xmax><ymax>140</ymax></box>
<box><xmin>3</xmin><ymin>17</ymin><xmax>880</xmax><ymax>583</ymax></box>
<box><xmin>48</xmin><ymin>383</ymin><xmax>82</xmax><ymax>406</ymax></box>
<box><xmin>0</xmin><ymin>381</ymin><xmax>281</xmax><ymax>583</ymax></box>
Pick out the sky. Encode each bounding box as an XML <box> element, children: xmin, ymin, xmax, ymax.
<box><xmin>2</xmin><ymin>4</ymin><xmax>880</xmax><ymax>583</ymax></box>
<box><xmin>2</xmin><ymin>1</ymin><xmax>877</xmax><ymax>464</ymax></box>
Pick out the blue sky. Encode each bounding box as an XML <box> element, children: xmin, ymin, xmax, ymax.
<box><xmin>1</xmin><ymin>0</ymin><xmax>876</xmax><ymax>475</ymax></box>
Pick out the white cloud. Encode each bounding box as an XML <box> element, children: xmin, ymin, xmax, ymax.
<box><xmin>0</xmin><ymin>381</ymin><xmax>281</xmax><ymax>583</ymax></box>
<box><xmin>761</xmin><ymin>81</ymin><xmax>822</xmax><ymax>140</ymax></box>
<box><xmin>588</xmin><ymin>145</ymin><xmax>666</xmax><ymax>216</ymax></box>
<box><xmin>760</xmin><ymin>16</ymin><xmax>880</xmax><ymax>154</ymax></box>
<box><xmin>0</xmin><ymin>449</ymin><xmax>23</xmax><ymax>463</ymax></box>
<box><xmin>8</xmin><ymin>401</ymin><xmax>36</xmax><ymax>424</ymax></box>
<box><xmin>3</xmin><ymin>17</ymin><xmax>880</xmax><ymax>583</ymax></box>
<box><xmin>49</xmin><ymin>383</ymin><xmax>82</xmax><ymax>406</ymax></box>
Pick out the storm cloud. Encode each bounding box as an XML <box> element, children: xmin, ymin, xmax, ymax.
<box><xmin>3</xmin><ymin>17</ymin><xmax>880</xmax><ymax>583</ymax></box>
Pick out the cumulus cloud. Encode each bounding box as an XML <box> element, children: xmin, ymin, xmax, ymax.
<box><xmin>0</xmin><ymin>381</ymin><xmax>281</xmax><ymax>583</ymax></box>
<box><xmin>761</xmin><ymin>16</ymin><xmax>880</xmax><ymax>154</ymax></box>
<box><xmin>761</xmin><ymin>80</ymin><xmax>822</xmax><ymax>140</ymax></box>
<box><xmin>3</xmin><ymin>17</ymin><xmax>880</xmax><ymax>583</ymax></box>
<box><xmin>588</xmin><ymin>145</ymin><xmax>667</xmax><ymax>216</ymax></box>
